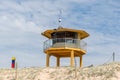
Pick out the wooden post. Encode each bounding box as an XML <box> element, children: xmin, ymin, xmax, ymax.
<box><xmin>71</xmin><ymin>50</ymin><xmax>74</xmax><ymax>66</ymax></box>
<box><xmin>56</xmin><ymin>57</ymin><xmax>60</xmax><ymax>67</ymax></box>
<box><xmin>80</xmin><ymin>55</ymin><xmax>83</xmax><ymax>67</ymax></box>
<box><xmin>46</xmin><ymin>53</ymin><xmax>50</xmax><ymax>67</ymax></box>
<box><xmin>15</xmin><ymin>62</ymin><xmax>18</xmax><ymax>80</ymax></box>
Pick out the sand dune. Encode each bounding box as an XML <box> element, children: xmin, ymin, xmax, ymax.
<box><xmin>0</xmin><ymin>62</ymin><xmax>120</xmax><ymax>80</ymax></box>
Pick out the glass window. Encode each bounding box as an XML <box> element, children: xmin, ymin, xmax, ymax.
<box><xmin>51</xmin><ymin>31</ymin><xmax>77</xmax><ymax>44</ymax></box>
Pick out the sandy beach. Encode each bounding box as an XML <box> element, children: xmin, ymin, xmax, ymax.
<box><xmin>0</xmin><ymin>62</ymin><xmax>120</xmax><ymax>80</ymax></box>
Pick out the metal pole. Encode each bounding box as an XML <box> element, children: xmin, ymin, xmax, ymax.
<box><xmin>113</xmin><ymin>52</ymin><xmax>115</xmax><ymax>62</ymax></box>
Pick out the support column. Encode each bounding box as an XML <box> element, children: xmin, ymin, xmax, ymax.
<box><xmin>70</xmin><ymin>50</ymin><xmax>74</xmax><ymax>66</ymax></box>
<box><xmin>80</xmin><ymin>55</ymin><xmax>83</xmax><ymax>67</ymax></box>
<box><xmin>56</xmin><ymin>57</ymin><xmax>60</xmax><ymax>67</ymax></box>
<box><xmin>46</xmin><ymin>53</ymin><xmax>50</xmax><ymax>67</ymax></box>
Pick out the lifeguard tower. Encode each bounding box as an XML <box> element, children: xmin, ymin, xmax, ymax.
<box><xmin>41</xmin><ymin>27</ymin><xmax>89</xmax><ymax>67</ymax></box>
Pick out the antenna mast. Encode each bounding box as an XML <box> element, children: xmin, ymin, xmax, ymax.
<box><xmin>58</xmin><ymin>10</ymin><xmax>62</xmax><ymax>27</ymax></box>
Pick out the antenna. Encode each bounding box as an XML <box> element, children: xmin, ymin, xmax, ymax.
<box><xmin>58</xmin><ymin>10</ymin><xmax>62</xmax><ymax>27</ymax></box>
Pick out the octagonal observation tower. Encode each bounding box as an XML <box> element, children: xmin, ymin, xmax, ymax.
<box><xmin>41</xmin><ymin>27</ymin><xmax>89</xmax><ymax>67</ymax></box>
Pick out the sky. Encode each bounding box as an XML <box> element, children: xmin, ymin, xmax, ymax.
<box><xmin>0</xmin><ymin>0</ymin><xmax>120</xmax><ymax>68</ymax></box>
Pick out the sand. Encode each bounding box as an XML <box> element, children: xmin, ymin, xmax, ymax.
<box><xmin>0</xmin><ymin>62</ymin><xmax>120</xmax><ymax>80</ymax></box>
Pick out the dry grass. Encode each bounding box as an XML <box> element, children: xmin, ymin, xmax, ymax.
<box><xmin>0</xmin><ymin>62</ymin><xmax>120</xmax><ymax>80</ymax></box>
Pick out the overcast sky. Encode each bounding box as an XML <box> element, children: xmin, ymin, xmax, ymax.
<box><xmin>0</xmin><ymin>0</ymin><xmax>120</xmax><ymax>68</ymax></box>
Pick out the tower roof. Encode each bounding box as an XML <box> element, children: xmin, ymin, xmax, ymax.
<box><xmin>41</xmin><ymin>27</ymin><xmax>89</xmax><ymax>39</ymax></box>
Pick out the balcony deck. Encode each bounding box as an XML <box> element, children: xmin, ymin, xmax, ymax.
<box><xmin>43</xmin><ymin>38</ymin><xmax>87</xmax><ymax>57</ymax></box>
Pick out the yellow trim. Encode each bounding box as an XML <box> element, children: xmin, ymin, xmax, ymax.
<box><xmin>45</xmin><ymin>47</ymin><xmax>86</xmax><ymax>52</ymax></box>
<box><xmin>44</xmin><ymin>48</ymin><xmax>86</xmax><ymax>55</ymax></box>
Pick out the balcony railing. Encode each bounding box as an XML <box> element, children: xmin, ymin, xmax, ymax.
<box><xmin>43</xmin><ymin>38</ymin><xmax>87</xmax><ymax>51</ymax></box>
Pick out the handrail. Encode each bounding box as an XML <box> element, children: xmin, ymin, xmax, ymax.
<box><xmin>43</xmin><ymin>38</ymin><xmax>87</xmax><ymax>51</ymax></box>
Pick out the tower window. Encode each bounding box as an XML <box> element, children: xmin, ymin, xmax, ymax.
<box><xmin>51</xmin><ymin>31</ymin><xmax>77</xmax><ymax>44</ymax></box>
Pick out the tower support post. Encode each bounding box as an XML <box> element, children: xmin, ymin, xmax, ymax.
<box><xmin>71</xmin><ymin>50</ymin><xmax>74</xmax><ymax>66</ymax></box>
<box><xmin>56</xmin><ymin>57</ymin><xmax>60</xmax><ymax>67</ymax></box>
<box><xmin>80</xmin><ymin>55</ymin><xmax>83</xmax><ymax>67</ymax></box>
<box><xmin>46</xmin><ymin>53</ymin><xmax>50</xmax><ymax>67</ymax></box>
